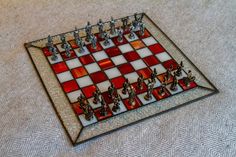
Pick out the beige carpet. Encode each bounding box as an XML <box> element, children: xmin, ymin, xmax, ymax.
<box><xmin>0</xmin><ymin>0</ymin><xmax>236</xmax><ymax>156</ymax></box>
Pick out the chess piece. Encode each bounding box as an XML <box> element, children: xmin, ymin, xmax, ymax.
<box><xmin>50</xmin><ymin>46</ymin><xmax>58</xmax><ymax>61</ymax></box>
<box><xmin>93</xmin><ymin>88</ymin><xmax>101</xmax><ymax>104</ymax></box>
<box><xmin>112</xmin><ymin>94</ymin><xmax>121</xmax><ymax>112</ymax></box>
<box><xmin>78</xmin><ymin>94</ymin><xmax>93</xmax><ymax>121</ymax></box>
<box><xmin>91</xmin><ymin>34</ymin><xmax>97</xmax><ymax>49</ymax></box>
<box><xmin>97</xmin><ymin>19</ymin><xmax>104</xmax><ymax>38</ymax></box>
<box><xmin>159</xmin><ymin>78</ymin><xmax>167</xmax><ymax>96</ymax></box>
<box><xmin>121</xmin><ymin>16</ymin><xmax>129</xmax><ymax>29</ymax></box>
<box><xmin>183</xmin><ymin>70</ymin><xmax>195</xmax><ymax>87</ymax></box>
<box><xmin>117</xmin><ymin>27</ymin><xmax>124</xmax><ymax>42</ymax></box>
<box><xmin>46</xmin><ymin>35</ymin><xmax>53</xmax><ymax>48</ymax></box>
<box><xmin>74</xmin><ymin>29</ymin><xmax>85</xmax><ymax>53</ymax></box>
<box><xmin>60</xmin><ymin>34</ymin><xmax>67</xmax><ymax>49</ymax></box>
<box><xmin>64</xmin><ymin>43</ymin><xmax>71</xmax><ymax>57</ymax></box>
<box><xmin>170</xmin><ymin>72</ymin><xmax>178</xmax><ymax>91</ymax></box>
<box><xmin>139</xmin><ymin>22</ymin><xmax>145</xmax><ymax>36</ymax></box>
<box><xmin>110</xmin><ymin>16</ymin><xmax>116</xmax><ymax>35</ymax></box>
<box><xmin>165</xmin><ymin>65</ymin><xmax>173</xmax><ymax>81</ymax></box>
<box><xmin>132</xmin><ymin>13</ymin><xmax>139</xmax><ymax>29</ymax></box>
<box><xmin>103</xmin><ymin>32</ymin><xmax>110</xmax><ymax>46</ymax></box>
<box><xmin>176</xmin><ymin>61</ymin><xmax>184</xmax><ymax>77</ymax></box>
<box><xmin>100</xmin><ymin>96</ymin><xmax>108</xmax><ymax>116</ymax></box>
<box><xmin>85</xmin><ymin>21</ymin><xmax>92</xmax><ymax>42</ymax></box>
<box><xmin>150</xmin><ymin>68</ymin><xmax>157</xmax><ymax>83</ymax></box>
<box><xmin>128</xmin><ymin>86</ymin><xmax>136</xmax><ymax>106</ymax></box>
<box><xmin>144</xmin><ymin>79</ymin><xmax>155</xmax><ymax>101</ymax></box>
<box><xmin>122</xmin><ymin>78</ymin><xmax>130</xmax><ymax>94</ymax></box>
<box><xmin>108</xmin><ymin>83</ymin><xmax>115</xmax><ymax>98</ymax></box>
<box><xmin>129</xmin><ymin>24</ymin><xmax>135</xmax><ymax>39</ymax></box>
<box><xmin>137</xmin><ymin>74</ymin><xmax>144</xmax><ymax>90</ymax></box>
<box><xmin>137</xmin><ymin>13</ymin><xmax>144</xmax><ymax>23</ymax></box>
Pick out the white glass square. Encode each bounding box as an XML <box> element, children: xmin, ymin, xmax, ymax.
<box><xmin>79</xmin><ymin>114</ymin><xmax>97</xmax><ymax>127</ymax></box>
<box><xmin>84</xmin><ymin>63</ymin><xmax>101</xmax><ymax>74</ymax></box>
<box><xmin>87</xmin><ymin>98</ymin><xmax>102</xmax><ymax>109</ymax></box>
<box><xmin>124</xmin><ymin>33</ymin><xmax>139</xmax><ymax>42</ymax></box>
<box><xmin>56</xmin><ymin>44</ymin><xmax>65</xmax><ymax>52</ymax></box>
<box><xmin>108</xmin><ymin>101</ymin><xmax>127</xmax><ymax>115</ymax></box>
<box><xmin>92</xmin><ymin>50</ymin><xmax>108</xmax><ymax>61</ymax></box>
<box><xmin>150</xmin><ymin>64</ymin><xmax>166</xmax><ymax>75</ymax></box>
<box><xmin>166</xmin><ymin>84</ymin><xmax>183</xmax><ymax>95</ymax></box>
<box><xmin>117</xmin><ymin>89</ymin><xmax>129</xmax><ymax>99</ymax></box>
<box><xmin>130</xmin><ymin>59</ymin><xmax>147</xmax><ymax>70</ymax></box>
<box><xmin>56</xmin><ymin>71</ymin><xmax>73</xmax><ymax>83</ymax></box>
<box><xmin>118</xmin><ymin>44</ymin><xmax>133</xmax><ymax>53</ymax></box>
<box><xmin>156</xmin><ymin>52</ymin><xmax>172</xmax><ymax>62</ymax></box>
<box><xmin>65</xmin><ymin>58</ymin><xmax>82</xmax><ymax>69</ymax></box>
<box><xmin>100</xmin><ymin>39</ymin><xmax>115</xmax><ymax>49</ymax></box>
<box><xmin>47</xmin><ymin>54</ymin><xmax>63</xmax><ymax>64</ymax></box>
<box><xmin>145</xmin><ymin>78</ymin><xmax>161</xmax><ymax>88</ymax></box>
<box><xmin>136</xmin><ymin>47</ymin><xmax>152</xmax><ymax>58</ymax></box>
<box><xmin>74</xmin><ymin>46</ymin><xmax>90</xmax><ymax>57</ymax></box>
<box><xmin>111</xmin><ymin>55</ymin><xmax>127</xmax><ymax>65</ymax></box>
<box><xmin>142</xmin><ymin>36</ymin><xmax>157</xmax><ymax>46</ymax></box>
<box><xmin>104</xmin><ymin>67</ymin><xmax>121</xmax><ymax>79</ymax></box>
<box><xmin>96</xmin><ymin>80</ymin><xmax>111</xmax><ymax>92</ymax></box>
<box><xmin>67</xmin><ymin>90</ymin><xmax>82</xmax><ymax>103</ymax></box>
<box><xmin>137</xmin><ymin>93</ymin><xmax>157</xmax><ymax>105</ymax></box>
<box><xmin>76</xmin><ymin>76</ymin><xmax>93</xmax><ymax>88</ymax></box>
<box><xmin>124</xmin><ymin>72</ymin><xmax>139</xmax><ymax>83</ymax></box>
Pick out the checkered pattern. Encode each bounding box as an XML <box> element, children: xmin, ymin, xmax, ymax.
<box><xmin>42</xmin><ymin>28</ymin><xmax>197</xmax><ymax>127</ymax></box>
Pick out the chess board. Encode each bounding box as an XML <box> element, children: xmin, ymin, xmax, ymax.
<box><xmin>25</xmin><ymin>13</ymin><xmax>218</xmax><ymax>146</ymax></box>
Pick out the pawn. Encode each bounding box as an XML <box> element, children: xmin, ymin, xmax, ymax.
<box><xmin>50</xmin><ymin>46</ymin><xmax>58</xmax><ymax>61</ymax></box>
<box><xmin>91</xmin><ymin>34</ymin><xmax>97</xmax><ymax>49</ymax></box>
<box><xmin>93</xmin><ymin>88</ymin><xmax>101</xmax><ymax>104</ymax></box>
<box><xmin>129</xmin><ymin>24</ymin><xmax>135</xmax><ymax>39</ymax></box>
<box><xmin>103</xmin><ymin>32</ymin><xmax>110</xmax><ymax>46</ymax></box>
<box><xmin>150</xmin><ymin>68</ymin><xmax>157</xmax><ymax>83</ymax></box>
<box><xmin>100</xmin><ymin>96</ymin><xmax>108</xmax><ymax>116</ymax></box>
<box><xmin>176</xmin><ymin>61</ymin><xmax>184</xmax><ymax>77</ymax></box>
<box><xmin>128</xmin><ymin>86</ymin><xmax>136</xmax><ymax>106</ymax></box>
<box><xmin>117</xmin><ymin>27</ymin><xmax>124</xmax><ymax>42</ymax></box>
<box><xmin>122</xmin><ymin>78</ymin><xmax>130</xmax><ymax>94</ymax></box>
<box><xmin>170</xmin><ymin>72</ymin><xmax>178</xmax><ymax>91</ymax></box>
<box><xmin>112</xmin><ymin>94</ymin><xmax>121</xmax><ymax>112</ymax></box>
<box><xmin>144</xmin><ymin>79</ymin><xmax>154</xmax><ymax>101</ymax></box>
<box><xmin>64</xmin><ymin>43</ymin><xmax>71</xmax><ymax>57</ymax></box>
<box><xmin>108</xmin><ymin>83</ymin><xmax>115</xmax><ymax>98</ymax></box>
<box><xmin>137</xmin><ymin>74</ymin><xmax>144</xmax><ymax>90</ymax></box>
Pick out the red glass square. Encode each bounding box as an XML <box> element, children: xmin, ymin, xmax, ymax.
<box><xmin>131</xmin><ymin>82</ymin><xmax>147</xmax><ymax>94</ymax></box>
<box><xmin>81</xmin><ymin>85</ymin><xmax>96</xmax><ymax>98</ymax></box>
<box><xmin>71</xmin><ymin>66</ymin><xmax>87</xmax><ymax>78</ymax></box>
<box><xmin>94</xmin><ymin>107</ymin><xmax>113</xmax><ymax>121</ymax></box>
<box><xmin>62</xmin><ymin>80</ymin><xmax>79</xmax><ymax>93</ymax></box>
<box><xmin>157</xmin><ymin>73</ymin><xmax>173</xmax><ymax>84</ymax></box>
<box><xmin>111</xmin><ymin>76</ymin><xmax>126</xmax><ymax>89</ymax></box>
<box><xmin>123</xmin><ymin>97</ymin><xmax>141</xmax><ymax>110</ymax></box>
<box><xmin>148</xmin><ymin>43</ymin><xmax>165</xmax><ymax>54</ymax></box>
<box><xmin>178</xmin><ymin>79</ymin><xmax>197</xmax><ymax>91</ymax></box>
<box><xmin>143</xmin><ymin>55</ymin><xmax>160</xmax><ymax>66</ymax></box>
<box><xmin>105</xmin><ymin>47</ymin><xmax>121</xmax><ymax>57</ymax></box>
<box><xmin>61</xmin><ymin>50</ymin><xmax>77</xmax><ymax>60</ymax></box>
<box><xmin>137</xmin><ymin>29</ymin><xmax>151</xmax><ymax>39</ymax></box>
<box><xmin>162</xmin><ymin>59</ymin><xmax>178</xmax><ymax>70</ymax></box>
<box><xmin>118</xmin><ymin>63</ymin><xmax>135</xmax><ymax>74</ymax></box>
<box><xmin>51</xmin><ymin>62</ymin><xmax>68</xmax><ymax>74</ymax></box>
<box><xmin>153</xmin><ymin>87</ymin><xmax>171</xmax><ymax>100</ymax></box>
<box><xmin>98</xmin><ymin>58</ymin><xmax>114</xmax><ymax>70</ymax></box>
<box><xmin>123</xmin><ymin>51</ymin><xmax>140</xmax><ymax>62</ymax></box>
<box><xmin>101</xmin><ymin>91</ymin><xmax>115</xmax><ymax>104</ymax></box>
<box><xmin>87</xmin><ymin>42</ymin><xmax>103</xmax><ymax>53</ymax></box>
<box><xmin>42</xmin><ymin>47</ymin><xmax>52</xmax><ymax>56</ymax></box>
<box><xmin>69</xmin><ymin>40</ymin><xmax>79</xmax><ymax>49</ymax></box>
<box><xmin>79</xmin><ymin>54</ymin><xmax>95</xmax><ymax>65</ymax></box>
<box><xmin>112</xmin><ymin>36</ymin><xmax>128</xmax><ymax>46</ymax></box>
<box><xmin>72</xmin><ymin>103</ymin><xmax>83</xmax><ymax>115</ymax></box>
<box><xmin>137</xmin><ymin>68</ymin><xmax>152</xmax><ymax>79</ymax></box>
<box><xmin>90</xmin><ymin>71</ymin><xmax>108</xmax><ymax>84</ymax></box>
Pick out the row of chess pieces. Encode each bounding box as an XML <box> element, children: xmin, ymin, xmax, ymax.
<box><xmin>77</xmin><ymin>62</ymin><xmax>196</xmax><ymax>121</ymax></box>
<box><xmin>45</xmin><ymin>13</ymin><xmax>146</xmax><ymax>61</ymax></box>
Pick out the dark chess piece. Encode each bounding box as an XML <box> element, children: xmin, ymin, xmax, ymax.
<box><xmin>159</xmin><ymin>78</ymin><xmax>167</xmax><ymax>96</ymax></box>
<box><xmin>117</xmin><ymin>27</ymin><xmax>124</xmax><ymax>42</ymax></box>
<box><xmin>78</xmin><ymin>94</ymin><xmax>93</xmax><ymax>121</ymax></box>
<box><xmin>64</xmin><ymin>43</ymin><xmax>71</xmax><ymax>57</ymax></box>
<box><xmin>144</xmin><ymin>79</ymin><xmax>155</xmax><ymax>101</ymax></box>
<box><xmin>112</xmin><ymin>94</ymin><xmax>121</xmax><ymax>112</ymax></box>
<box><xmin>85</xmin><ymin>21</ymin><xmax>92</xmax><ymax>42</ymax></box>
<box><xmin>137</xmin><ymin>74</ymin><xmax>144</xmax><ymax>90</ymax></box>
<box><xmin>97</xmin><ymin>19</ymin><xmax>104</xmax><ymax>38</ymax></box>
<box><xmin>50</xmin><ymin>46</ymin><xmax>58</xmax><ymax>61</ymax></box>
<box><xmin>93</xmin><ymin>88</ymin><xmax>101</xmax><ymax>104</ymax></box>
<box><xmin>183</xmin><ymin>70</ymin><xmax>195</xmax><ymax>87</ymax></box>
<box><xmin>129</xmin><ymin>24</ymin><xmax>135</xmax><ymax>39</ymax></box>
<box><xmin>100</xmin><ymin>96</ymin><xmax>108</xmax><ymax>116</ymax></box>
<box><xmin>128</xmin><ymin>86</ymin><xmax>136</xmax><ymax>106</ymax></box>
<box><xmin>103</xmin><ymin>32</ymin><xmax>110</xmax><ymax>46</ymax></box>
<box><xmin>176</xmin><ymin>61</ymin><xmax>184</xmax><ymax>77</ymax></box>
<box><xmin>150</xmin><ymin>68</ymin><xmax>157</xmax><ymax>83</ymax></box>
<box><xmin>91</xmin><ymin>34</ymin><xmax>97</xmax><ymax>49</ymax></box>
<box><xmin>170</xmin><ymin>72</ymin><xmax>178</xmax><ymax>91</ymax></box>
<box><xmin>139</xmin><ymin>22</ymin><xmax>145</xmax><ymax>36</ymax></box>
<box><xmin>60</xmin><ymin>34</ymin><xmax>67</xmax><ymax>49</ymax></box>
<box><xmin>122</xmin><ymin>78</ymin><xmax>130</xmax><ymax>94</ymax></box>
<box><xmin>121</xmin><ymin>16</ymin><xmax>129</xmax><ymax>30</ymax></box>
<box><xmin>132</xmin><ymin>13</ymin><xmax>139</xmax><ymax>29</ymax></box>
<box><xmin>74</xmin><ymin>29</ymin><xmax>85</xmax><ymax>53</ymax></box>
<box><xmin>110</xmin><ymin>16</ymin><xmax>116</xmax><ymax>35</ymax></box>
<box><xmin>165</xmin><ymin>65</ymin><xmax>173</xmax><ymax>81</ymax></box>
<box><xmin>108</xmin><ymin>83</ymin><xmax>115</xmax><ymax>98</ymax></box>
<box><xmin>137</xmin><ymin>13</ymin><xmax>144</xmax><ymax>23</ymax></box>
<box><xmin>46</xmin><ymin>35</ymin><xmax>53</xmax><ymax>48</ymax></box>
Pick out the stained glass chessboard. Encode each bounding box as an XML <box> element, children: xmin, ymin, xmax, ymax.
<box><xmin>25</xmin><ymin>13</ymin><xmax>218</xmax><ymax>146</ymax></box>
